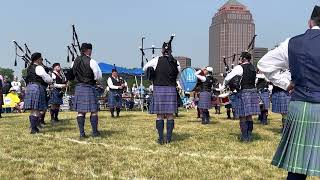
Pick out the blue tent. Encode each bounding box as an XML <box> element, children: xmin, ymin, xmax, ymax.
<box><xmin>98</xmin><ymin>62</ymin><xmax>144</xmax><ymax>76</ymax></box>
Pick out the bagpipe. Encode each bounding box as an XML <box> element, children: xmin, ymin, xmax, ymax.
<box><xmin>221</xmin><ymin>35</ymin><xmax>257</xmax><ymax>92</ymax></box>
<box><xmin>64</xmin><ymin>24</ymin><xmax>82</xmax><ymax>81</ymax></box>
<box><xmin>13</xmin><ymin>40</ymin><xmax>53</xmax><ymax>80</ymax></box>
<box><xmin>140</xmin><ymin>34</ymin><xmax>175</xmax><ymax>81</ymax></box>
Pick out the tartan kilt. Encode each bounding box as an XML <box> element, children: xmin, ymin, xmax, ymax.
<box><xmin>272</xmin><ymin>91</ymin><xmax>291</xmax><ymax>114</ymax></box>
<box><xmin>259</xmin><ymin>90</ymin><xmax>270</xmax><ymax>110</ymax></box>
<box><xmin>150</xmin><ymin>86</ymin><xmax>177</xmax><ymax>114</ymax></box>
<box><xmin>198</xmin><ymin>91</ymin><xmax>212</xmax><ymax>110</ymax></box>
<box><xmin>234</xmin><ymin>89</ymin><xmax>260</xmax><ymax>118</ymax></box>
<box><xmin>108</xmin><ymin>91</ymin><xmax>122</xmax><ymax>108</ymax></box>
<box><xmin>24</xmin><ymin>83</ymin><xmax>47</xmax><ymax>111</ymax></box>
<box><xmin>272</xmin><ymin>101</ymin><xmax>320</xmax><ymax>176</ymax></box>
<box><xmin>49</xmin><ymin>89</ymin><xmax>63</xmax><ymax>105</ymax></box>
<box><xmin>73</xmin><ymin>83</ymin><xmax>98</xmax><ymax>113</ymax></box>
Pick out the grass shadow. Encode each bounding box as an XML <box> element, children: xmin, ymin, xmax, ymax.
<box><xmin>99</xmin><ymin>129</ymin><xmax>123</xmax><ymax>138</ymax></box>
<box><xmin>266</xmin><ymin>127</ymin><xmax>282</xmax><ymax>135</ymax></box>
<box><xmin>172</xmin><ymin>132</ymin><xmax>192</xmax><ymax>142</ymax></box>
<box><xmin>229</xmin><ymin>132</ymin><xmax>265</xmax><ymax>142</ymax></box>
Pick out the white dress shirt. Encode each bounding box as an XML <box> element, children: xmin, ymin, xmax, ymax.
<box><xmin>35</xmin><ymin>65</ymin><xmax>53</xmax><ymax>84</ymax></box>
<box><xmin>107</xmin><ymin>76</ymin><xmax>127</xmax><ymax>90</ymax></box>
<box><xmin>258</xmin><ymin>26</ymin><xmax>320</xmax><ymax>90</ymax></box>
<box><xmin>143</xmin><ymin>56</ymin><xmax>181</xmax><ymax>72</ymax></box>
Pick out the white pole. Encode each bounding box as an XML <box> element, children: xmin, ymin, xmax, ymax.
<box><xmin>140</xmin><ymin>74</ymin><xmax>143</xmax><ymax>112</ymax></box>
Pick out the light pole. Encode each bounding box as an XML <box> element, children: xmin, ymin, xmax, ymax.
<box><xmin>140</xmin><ymin>37</ymin><xmax>145</xmax><ymax>112</ymax></box>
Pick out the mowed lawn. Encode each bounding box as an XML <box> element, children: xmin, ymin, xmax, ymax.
<box><xmin>0</xmin><ymin>109</ymin><xmax>318</xmax><ymax>179</ymax></box>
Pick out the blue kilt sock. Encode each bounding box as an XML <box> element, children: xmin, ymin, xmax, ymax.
<box><xmin>156</xmin><ymin>120</ymin><xmax>164</xmax><ymax>144</ymax></box>
<box><xmin>50</xmin><ymin>109</ymin><xmax>55</xmax><ymax>120</ymax></box>
<box><xmin>54</xmin><ymin>109</ymin><xmax>59</xmax><ymax>120</ymax></box>
<box><xmin>77</xmin><ymin>116</ymin><xmax>86</xmax><ymax>136</ymax></box>
<box><xmin>90</xmin><ymin>115</ymin><xmax>100</xmax><ymax>136</ymax></box>
<box><xmin>239</xmin><ymin>121</ymin><xmax>248</xmax><ymax>142</ymax></box>
<box><xmin>29</xmin><ymin>115</ymin><xmax>39</xmax><ymax>134</ymax></box>
<box><xmin>166</xmin><ymin>120</ymin><xmax>175</xmax><ymax>143</ymax></box>
<box><xmin>247</xmin><ymin>121</ymin><xmax>253</xmax><ymax>141</ymax></box>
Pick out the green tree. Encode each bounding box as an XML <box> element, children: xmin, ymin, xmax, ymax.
<box><xmin>0</xmin><ymin>67</ymin><xmax>14</xmax><ymax>81</ymax></box>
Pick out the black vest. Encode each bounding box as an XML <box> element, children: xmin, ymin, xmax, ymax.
<box><xmin>256</xmin><ymin>77</ymin><xmax>268</xmax><ymax>91</ymax></box>
<box><xmin>26</xmin><ymin>64</ymin><xmax>47</xmax><ymax>86</ymax></box>
<box><xmin>153</xmin><ymin>56</ymin><xmax>179</xmax><ymax>87</ymax></box>
<box><xmin>240</xmin><ymin>63</ymin><xmax>256</xmax><ymax>90</ymax></box>
<box><xmin>53</xmin><ymin>72</ymin><xmax>65</xmax><ymax>90</ymax></box>
<box><xmin>72</xmin><ymin>55</ymin><xmax>95</xmax><ymax>85</ymax></box>
<box><xmin>109</xmin><ymin>76</ymin><xmax>123</xmax><ymax>93</ymax></box>
<box><xmin>201</xmin><ymin>76</ymin><xmax>214</xmax><ymax>92</ymax></box>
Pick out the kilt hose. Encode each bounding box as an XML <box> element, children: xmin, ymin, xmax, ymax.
<box><xmin>108</xmin><ymin>91</ymin><xmax>122</xmax><ymax>108</ymax></box>
<box><xmin>73</xmin><ymin>83</ymin><xmax>99</xmax><ymax>113</ymax></box>
<box><xmin>24</xmin><ymin>83</ymin><xmax>47</xmax><ymax>111</ymax></box>
<box><xmin>198</xmin><ymin>91</ymin><xmax>212</xmax><ymax>110</ymax></box>
<box><xmin>272</xmin><ymin>91</ymin><xmax>291</xmax><ymax>114</ymax></box>
<box><xmin>258</xmin><ymin>90</ymin><xmax>270</xmax><ymax>110</ymax></box>
<box><xmin>49</xmin><ymin>88</ymin><xmax>63</xmax><ymax>105</ymax></box>
<box><xmin>272</xmin><ymin>101</ymin><xmax>320</xmax><ymax>176</ymax></box>
<box><xmin>150</xmin><ymin>86</ymin><xmax>177</xmax><ymax>114</ymax></box>
<box><xmin>234</xmin><ymin>89</ymin><xmax>260</xmax><ymax>118</ymax></box>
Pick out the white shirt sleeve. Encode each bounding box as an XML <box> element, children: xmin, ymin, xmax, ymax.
<box><xmin>107</xmin><ymin>77</ymin><xmax>119</xmax><ymax>89</ymax></box>
<box><xmin>177</xmin><ymin>60</ymin><xmax>181</xmax><ymax>72</ymax></box>
<box><xmin>224</xmin><ymin>65</ymin><xmax>243</xmax><ymax>83</ymax></box>
<box><xmin>195</xmin><ymin>70</ymin><xmax>206</xmax><ymax>82</ymax></box>
<box><xmin>143</xmin><ymin>57</ymin><xmax>159</xmax><ymax>71</ymax></box>
<box><xmin>90</xmin><ymin>59</ymin><xmax>102</xmax><ymax>81</ymax></box>
<box><xmin>257</xmin><ymin>38</ymin><xmax>291</xmax><ymax>90</ymax></box>
<box><xmin>35</xmin><ymin>65</ymin><xmax>53</xmax><ymax>84</ymax></box>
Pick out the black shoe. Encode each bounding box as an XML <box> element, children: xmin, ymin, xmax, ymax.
<box><xmin>166</xmin><ymin>139</ymin><xmax>172</xmax><ymax>144</ymax></box>
<box><xmin>157</xmin><ymin>139</ymin><xmax>164</xmax><ymax>145</ymax></box>
<box><xmin>30</xmin><ymin>130</ymin><xmax>39</xmax><ymax>134</ymax></box>
<box><xmin>92</xmin><ymin>131</ymin><xmax>101</xmax><ymax>137</ymax></box>
<box><xmin>80</xmin><ymin>133</ymin><xmax>88</xmax><ymax>139</ymax></box>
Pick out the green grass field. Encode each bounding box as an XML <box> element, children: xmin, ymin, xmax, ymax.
<box><xmin>0</xmin><ymin>109</ymin><xmax>318</xmax><ymax>179</ymax></box>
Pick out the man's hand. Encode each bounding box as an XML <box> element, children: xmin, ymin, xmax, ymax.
<box><xmin>287</xmin><ymin>82</ymin><xmax>294</xmax><ymax>94</ymax></box>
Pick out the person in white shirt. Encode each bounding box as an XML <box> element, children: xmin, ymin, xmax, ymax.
<box><xmin>49</xmin><ymin>63</ymin><xmax>68</xmax><ymax>123</ymax></box>
<box><xmin>72</xmin><ymin>43</ymin><xmax>102</xmax><ymax>138</ymax></box>
<box><xmin>24</xmin><ymin>52</ymin><xmax>53</xmax><ymax>134</ymax></box>
<box><xmin>223</xmin><ymin>52</ymin><xmax>260</xmax><ymax>142</ymax></box>
<box><xmin>143</xmin><ymin>40</ymin><xmax>181</xmax><ymax>144</ymax></box>
<box><xmin>107</xmin><ymin>68</ymin><xmax>127</xmax><ymax>118</ymax></box>
<box><xmin>258</xmin><ymin>6</ymin><xmax>320</xmax><ymax>180</ymax></box>
<box><xmin>11</xmin><ymin>76</ymin><xmax>21</xmax><ymax>94</ymax></box>
<box><xmin>194</xmin><ymin>67</ymin><xmax>214</xmax><ymax>124</ymax></box>
<box><xmin>255</xmin><ymin>70</ymin><xmax>271</xmax><ymax>125</ymax></box>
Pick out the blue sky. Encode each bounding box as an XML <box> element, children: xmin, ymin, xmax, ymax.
<box><xmin>0</xmin><ymin>0</ymin><xmax>318</xmax><ymax>76</ymax></box>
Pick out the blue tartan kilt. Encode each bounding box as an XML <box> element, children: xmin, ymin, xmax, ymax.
<box><xmin>272</xmin><ymin>101</ymin><xmax>320</xmax><ymax>176</ymax></box>
<box><xmin>272</xmin><ymin>91</ymin><xmax>291</xmax><ymax>114</ymax></box>
<box><xmin>150</xmin><ymin>86</ymin><xmax>177</xmax><ymax>114</ymax></box>
<box><xmin>198</xmin><ymin>91</ymin><xmax>212</xmax><ymax>110</ymax></box>
<box><xmin>108</xmin><ymin>91</ymin><xmax>122</xmax><ymax>108</ymax></box>
<box><xmin>259</xmin><ymin>90</ymin><xmax>270</xmax><ymax>110</ymax></box>
<box><xmin>49</xmin><ymin>89</ymin><xmax>63</xmax><ymax>105</ymax></box>
<box><xmin>72</xmin><ymin>83</ymin><xmax>99</xmax><ymax>113</ymax></box>
<box><xmin>235</xmin><ymin>89</ymin><xmax>260</xmax><ymax>118</ymax></box>
<box><xmin>24</xmin><ymin>83</ymin><xmax>47</xmax><ymax>111</ymax></box>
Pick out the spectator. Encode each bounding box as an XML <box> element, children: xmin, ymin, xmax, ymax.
<box><xmin>11</xmin><ymin>76</ymin><xmax>21</xmax><ymax>94</ymax></box>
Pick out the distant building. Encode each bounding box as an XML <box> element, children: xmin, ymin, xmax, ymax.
<box><xmin>209</xmin><ymin>0</ymin><xmax>255</xmax><ymax>81</ymax></box>
<box><xmin>253</xmin><ymin>47</ymin><xmax>268</xmax><ymax>67</ymax></box>
<box><xmin>175</xmin><ymin>56</ymin><xmax>191</xmax><ymax>70</ymax></box>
